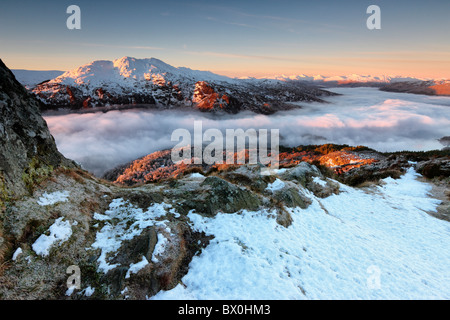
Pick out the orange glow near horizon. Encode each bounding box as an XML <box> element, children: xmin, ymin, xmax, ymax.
<box><xmin>3</xmin><ymin>52</ymin><xmax>450</xmax><ymax>80</ymax></box>
<box><xmin>207</xmin><ymin>57</ymin><xmax>450</xmax><ymax>79</ymax></box>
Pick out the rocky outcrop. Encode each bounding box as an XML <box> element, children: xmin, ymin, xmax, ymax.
<box><xmin>193</xmin><ymin>81</ymin><xmax>235</xmax><ymax>112</ymax></box>
<box><xmin>0</xmin><ymin>59</ymin><xmax>76</xmax><ymax>267</ymax></box>
<box><xmin>0</xmin><ymin>169</ymin><xmax>214</xmax><ymax>299</ymax></box>
<box><xmin>104</xmin><ymin>144</ymin><xmax>385</xmax><ymax>186</ymax></box>
<box><xmin>0</xmin><ymin>59</ymin><xmax>75</xmax><ymax>201</ymax></box>
<box><xmin>416</xmin><ymin>158</ymin><xmax>450</xmax><ymax>179</ymax></box>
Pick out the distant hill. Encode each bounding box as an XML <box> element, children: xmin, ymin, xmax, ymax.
<box><xmin>11</xmin><ymin>69</ymin><xmax>65</xmax><ymax>87</ymax></box>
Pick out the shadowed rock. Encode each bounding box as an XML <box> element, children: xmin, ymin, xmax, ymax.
<box><xmin>0</xmin><ymin>59</ymin><xmax>75</xmax><ymax>200</ymax></box>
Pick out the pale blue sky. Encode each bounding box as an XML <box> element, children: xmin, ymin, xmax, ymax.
<box><xmin>1</xmin><ymin>0</ymin><xmax>449</xmax><ymax>77</ymax></box>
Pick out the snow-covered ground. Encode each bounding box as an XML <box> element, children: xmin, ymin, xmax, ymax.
<box><xmin>153</xmin><ymin>168</ymin><xmax>450</xmax><ymax>300</ymax></box>
<box><xmin>44</xmin><ymin>88</ymin><xmax>450</xmax><ymax>176</ymax></box>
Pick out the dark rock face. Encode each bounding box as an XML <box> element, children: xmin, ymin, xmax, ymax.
<box><xmin>34</xmin><ymin>82</ymin><xmax>158</xmax><ymax>110</ymax></box>
<box><xmin>416</xmin><ymin>158</ymin><xmax>450</xmax><ymax>179</ymax></box>
<box><xmin>0</xmin><ymin>59</ymin><xmax>75</xmax><ymax>200</ymax></box>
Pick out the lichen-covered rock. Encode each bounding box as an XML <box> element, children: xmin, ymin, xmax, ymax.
<box><xmin>0</xmin><ymin>59</ymin><xmax>75</xmax><ymax>200</ymax></box>
<box><xmin>0</xmin><ymin>59</ymin><xmax>77</xmax><ymax>264</ymax></box>
<box><xmin>117</xmin><ymin>222</ymin><xmax>212</xmax><ymax>299</ymax></box>
<box><xmin>197</xmin><ymin>176</ymin><xmax>262</xmax><ymax>216</ymax></box>
<box><xmin>305</xmin><ymin>179</ymin><xmax>340</xmax><ymax>198</ymax></box>
<box><xmin>221</xmin><ymin>164</ymin><xmax>271</xmax><ymax>192</ymax></box>
<box><xmin>0</xmin><ymin>170</ymin><xmax>213</xmax><ymax>300</ymax></box>
<box><xmin>264</xmin><ymin>179</ymin><xmax>311</xmax><ymax>208</ymax></box>
<box><xmin>280</xmin><ymin>162</ymin><xmax>323</xmax><ymax>186</ymax></box>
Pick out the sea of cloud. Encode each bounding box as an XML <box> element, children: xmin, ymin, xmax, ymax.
<box><xmin>44</xmin><ymin>88</ymin><xmax>450</xmax><ymax>176</ymax></box>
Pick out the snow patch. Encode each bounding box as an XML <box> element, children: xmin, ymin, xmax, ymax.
<box><xmin>90</xmin><ymin>198</ymin><xmax>171</xmax><ymax>273</ymax></box>
<box><xmin>65</xmin><ymin>286</ymin><xmax>75</xmax><ymax>296</ymax></box>
<box><xmin>152</xmin><ymin>233</ymin><xmax>169</xmax><ymax>263</ymax></box>
<box><xmin>84</xmin><ymin>286</ymin><xmax>95</xmax><ymax>297</ymax></box>
<box><xmin>266</xmin><ymin>178</ymin><xmax>285</xmax><ymax>192</ymax></box>
<box><xmin>32</xmin><ymin>217</ymin><xmax>73</xmax><ymax>257</ymax></box>
<box><xmin>313</xmin><ymin>176</ymin><xmax>327</xmax><ymax>187</ymax></box>
<box><xmin>37</xmin><ymin>191</ymin><xmax>70</xmax><ymax>206</ymax></box>
<box><xmin>126</xmin><ymin>256</ymin><xmax>149</xmax><ymax>278</ymax></box>
<box><xmin>12</xmin><ymin>248</ymin><xmax>23</xmax><ymax>261</ymax></box>
<box><xmin>189</xmin><ymin>173</ymin><xmax>205</xmax><ymax>179</ymax></box>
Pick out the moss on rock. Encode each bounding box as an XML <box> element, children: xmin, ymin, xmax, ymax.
<box><xmin>0</xmin><ymin>173</ymin><xmax>8</xmax><ymax>208</ymax></box>
<box><xmin>199</xmin><ymin>176</ymin><xmax>262</xmax><ymax>216</ymax></box>
<box><xmin>21</xmin><ymin>157</ymin><xmax>54</xmax><ymax>195</ymax></box>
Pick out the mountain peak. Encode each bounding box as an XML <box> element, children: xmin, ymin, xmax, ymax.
<box><xmin>48</xmin><ymin>56</ymin><xmax>232</xmax><ymax>87</ymax></box>
<box><xmin>113</xmin><ymin>56</ymin><xmax>175</xmax><ymax>70</ymax></box>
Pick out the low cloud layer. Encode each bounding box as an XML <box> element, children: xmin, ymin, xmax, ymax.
<box><xmin>44</xmin><ymin>88</ymin><xmax>450</xmax><ymax>176</ymax></box>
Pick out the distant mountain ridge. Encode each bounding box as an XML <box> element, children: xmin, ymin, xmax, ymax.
<box><xmin>20</xmin><ymin>57</ymin><xmax>450</xmax><ymax>111</ymax></box>
<box><xmin>29</xmin><ymin>56</ymin><xmax>336</xmax><ymax>114</ymax></box>
<box><xmin>255</xmin><ymin>73</ymin><xmax>450</xmax><ymax>96</ymax></box>
<box><xmin>12</xmin><ymin>69</ymin><xmax>65</xmax><ymax>87</ymax></box>
<box><xmin>238</xmin><ymin>73</ymin><xmax>449</xmax><ymax>84</ymax></box>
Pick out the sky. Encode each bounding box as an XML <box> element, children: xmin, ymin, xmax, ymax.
<box><xmin>1</xmin><ymin>0</ymin><xmax>449</xmax><ymax>78</ymax></box>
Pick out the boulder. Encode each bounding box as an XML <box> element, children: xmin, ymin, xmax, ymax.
<box><xmin>416</xmin><ymin>158</ymin><xmax>450</xmax><ymax>179</ymax></box>
<box><xmin>280</xmin><ymin>162</ymin><xmax>323</xmax><ymax>186</ymax></box>
<box><xmin>194</xmin><ymin>176</ymin><xmax>262</xmax><ymax>216</ymax></box>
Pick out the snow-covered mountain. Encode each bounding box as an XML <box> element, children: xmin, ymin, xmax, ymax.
<box><xmin>30</xmin><ymin>57</ymin><xmax>335</xmax><ymax>114</ymax></box>
<box><xmin>51</xmin><ymin>56</ymin><xmax>234</xmax><ymax>88</ymax></box>
<box><xmin>260</xmin><ymin>73</ymin><xmax>429</xmax><ymax>84</ymax></box>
